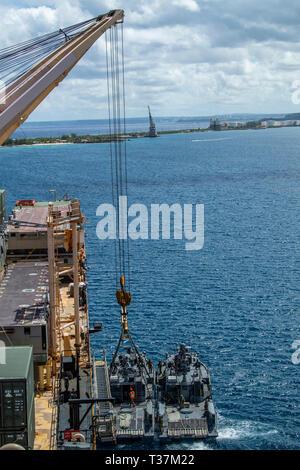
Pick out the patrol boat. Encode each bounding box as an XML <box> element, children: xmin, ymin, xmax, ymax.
<box><xmin>95</xmin><ymin>275</ymin><xmax>155</xmax><ymax>443</ymax></box>
<box><xmin>157</xmin><ymin>343</ymin><xmax>218</xmax><ymax>440</ymax></box>
<box><xmin>108</xmin><ymin>345</ymin><xmax>155</xmax><ymax>441</ymax></box>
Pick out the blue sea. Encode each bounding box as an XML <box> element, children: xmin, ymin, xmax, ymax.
<box><xmin>0</xmin><ymin>124</ymin><xmax>299</xmax><ymax>450</ymax></box>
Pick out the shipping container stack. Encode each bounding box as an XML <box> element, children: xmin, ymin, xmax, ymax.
<box><xmin>0</xmin><ymin>347</ymin><xmax>35</xmax><ymax>449</ymax></box>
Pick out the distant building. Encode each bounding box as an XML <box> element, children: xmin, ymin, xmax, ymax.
<box><xmin>230</xmin><ymin>122</ymin><xmax>244</xmax><ymax>128</ymax></box>
<box><xmin>263</xmin><ymin>120</ymin><xmax>286</xmax><ymax>128</ymax></box>
<box><xmin>262</xmin><ymin>119</ymin><xmax>300</xmax><ymax>128</ymax></box>
<box><xmin>209</xmin><ymin>118</ymin><xmax>221</xmax><ymax>131</ymax></box>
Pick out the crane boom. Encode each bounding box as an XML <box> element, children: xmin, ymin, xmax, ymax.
<box><xmin>0</xmin><ymin>9</ymin><xmax>124</xmax><ymax>145</ymax></box>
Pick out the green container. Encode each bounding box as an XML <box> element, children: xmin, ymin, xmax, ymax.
<box><xmin>0</xmin><ymin>346</ymin><xmax>35</xmax><ymax>449</ymax></box>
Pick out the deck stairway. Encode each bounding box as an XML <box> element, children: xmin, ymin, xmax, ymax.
<box><xmin>94</xmin><ymin>356</ymin><xmax>116</xmax><ymax>443</ymax></box>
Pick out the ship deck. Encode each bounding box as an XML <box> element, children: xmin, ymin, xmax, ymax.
<box><xmin>160</xmin><ymin>405</ymin><xmax>209</xmax><ymax>439</ymax></box>
<box><xmin>0</xmin><ymin>261</ymin><xmax>48</xmax><ymax>326</ymax></box>
<box><xmin>113</xmin><ymin>404</ymin><xmax>154</xmax><ymax>440</ymax></box>
<box><xmin>7</xmin><ymin>201</ymin><xmax>71</xmax><ymax>234</ymax></box>
<box><xmin>33</xmin><ymin>283</ymin><xmax>91</xmax><ymax>450</ymax></box>
<box><xmin>34</xmin><ymin>391</ymin><xmax>53</xmax><ymax>450</ymax></box>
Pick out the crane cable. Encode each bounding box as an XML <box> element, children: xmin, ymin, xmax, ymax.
<box><xmin>105</xmin><ymin>24</ymin><xmax>130</xmax><ymax>295</ymax></box>
<box><xmin>105</xmin><ymin>24</ymin><xmax>152</xmax><ymax>378</ymax></box>
<box><xmin>0</xmin><ymin>17</ymin><xmax>98</xmax><ymax>95</ymax></box>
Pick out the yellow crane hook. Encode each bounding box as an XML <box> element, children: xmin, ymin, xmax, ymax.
<box><xmin>116</xmin><ymin>275</ymin><xmax>131</xmax><ymax>337</ymax></box>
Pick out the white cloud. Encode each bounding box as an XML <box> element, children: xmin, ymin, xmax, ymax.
<box><xmin>0</xmin><ymin>6</ymin><xmax>57</xmax><ymax>45</ymax></box>
<box><xmin>0</xmin><ymin>0</ymin><xmax>300</xmax><ymax>119</ymax></box>
<box><xmin>172</xmin><ymin>0</ymin><xmax>200</xmax><ymax>12</ymax></box>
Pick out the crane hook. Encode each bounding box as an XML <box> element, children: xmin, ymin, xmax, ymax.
<box><xmin>116</xmin><ymin>276</ymin><xmax>131</xmax><ymax>337</ymax></box>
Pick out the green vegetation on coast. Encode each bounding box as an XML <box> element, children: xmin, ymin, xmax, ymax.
<box><xmin>2</xmin><ymin>129</ymin><xmax>208</xmax><ymax>146</ymax></box>
<box><xmin>0</xmin><ymin>119</ymin><xmax>294</xmax><ymax>147</ymax></box>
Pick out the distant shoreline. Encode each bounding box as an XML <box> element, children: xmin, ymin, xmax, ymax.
<box><xmin>1</xmin><ymin>122</ymin><xmax>299</xmax><ymax>148</ymax></box>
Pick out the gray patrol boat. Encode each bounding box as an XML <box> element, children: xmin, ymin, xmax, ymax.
<box><xmin>94</xmin><ymin>275</ymin><xmax>217</xmax><ymax>444</ymax></box>
<box><xmin>108</xmin><ymin>345</ymin><xmax>156</xmax><ymax>442</ymax></box>
<box><xmin>157</xmin><ymin>343</ymin><xmax>218</xmax><ymax>440</ymax></box>
<box><xmin>96</xmin><ymin>275</ymin><xmax>156</xmax><ymax>443</ymax></box>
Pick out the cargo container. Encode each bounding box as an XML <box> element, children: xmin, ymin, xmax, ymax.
<box><xmin>0</xmin><ymin>346</ymin><xmax>35</xmax><ymax>449</ymax></box>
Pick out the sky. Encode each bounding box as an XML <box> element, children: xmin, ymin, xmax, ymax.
<box><xmin>1</xmin><ymin>0</ymin><xmax>300</xmax><ymax>120</ymax></box>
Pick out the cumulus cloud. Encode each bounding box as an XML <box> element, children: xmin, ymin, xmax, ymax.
<box><xmin>0</xmin><ymin>0</ymin><xmax>300</xmax><ymax>119</ymax></box>
<box><xmin>172</xmin><ymin>0</ymin><xmax>200</xmax><ymax>13</ymax></box>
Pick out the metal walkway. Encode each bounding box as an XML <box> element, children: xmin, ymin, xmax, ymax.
<box><xmin>94</xmin><ymin>359</ymin><xmax>116</xmax><ymax>443</ymax></box>
<box><xmin>95</xmin><ymin>363</ymin><xmax>111</xmax><ymax>414</ymax></box>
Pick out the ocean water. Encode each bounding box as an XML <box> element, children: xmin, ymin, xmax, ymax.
<box><xmin>0</xmin><ymin>126</ymin><xmax>299</xmax><ymax>450</ymax></box>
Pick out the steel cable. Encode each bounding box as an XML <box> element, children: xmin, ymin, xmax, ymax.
<box><xmin>0</xmin><ymin>17</ymin><xmax>97</xmax><ymax>94</ymax></box>
<box><xmin>105</xmin><ymin>23</ymin><xmax>130</xmax><ymax>292</ymax></box>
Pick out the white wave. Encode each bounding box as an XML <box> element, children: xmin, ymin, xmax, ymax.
<box><xmin>168</xmin><ymin>440</ymin><xmax>213</xmax><ymax>451</ymax></box>
<box><xmin>217</xmin><ymin>415</ymin><xmax>279</xmax><ymax>441</ymax></box>
<box><xmin>190</xmin><ymin>441</ymin><xmax>213</xmax><ymax>450</ymax></box>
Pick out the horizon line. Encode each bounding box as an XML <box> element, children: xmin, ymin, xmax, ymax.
<box><xmin>24</xmin><ymin>112</ymin><xmax>291</xmax><ymax>124</ymax></box>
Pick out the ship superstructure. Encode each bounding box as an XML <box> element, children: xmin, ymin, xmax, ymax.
<box><xmin>6</xmin><ymin>199</ymin><xmax>83</xmax><ymax>264</ymax></box>
<box><xmin>0</xmin><ymin>196</ymin><xmax>95</xmax><ymax>449</ymax></box>
<box><xmin>0</xmin><ymin>261</ymin><xmax>49</xmax><ymax>364</ymax></box>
